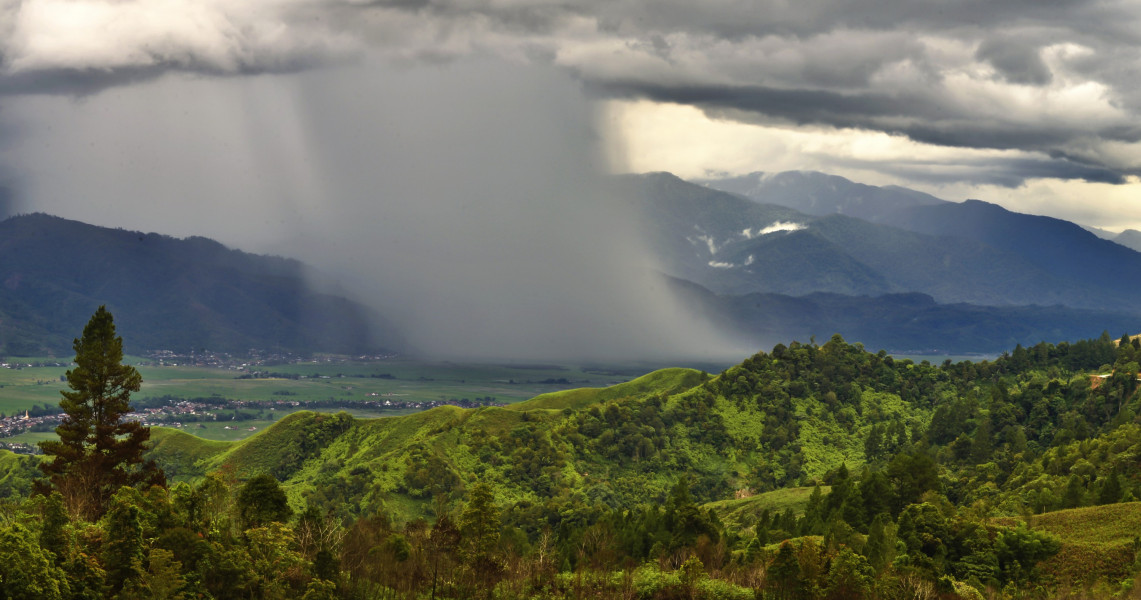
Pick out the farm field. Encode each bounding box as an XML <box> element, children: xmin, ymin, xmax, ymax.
<box><xmin>0</xmin><ymin>356</ymin><xmax>726</xmax><ymax>441</ymax></box>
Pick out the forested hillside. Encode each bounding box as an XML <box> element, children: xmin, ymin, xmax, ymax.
<box><xmin>2</xmin><ymin>333</ymin><xmax>1141</xmax><ymax>598</ymax></box>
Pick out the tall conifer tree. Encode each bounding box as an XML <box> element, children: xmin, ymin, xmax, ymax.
<box><xmin>35</xmin><ymin>306</ymin><xmax>164</xmax><ymax>519</ymax></box>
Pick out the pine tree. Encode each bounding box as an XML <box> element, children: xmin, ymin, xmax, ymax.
<box><xmin>35</xmin><ymin>306</ymin><xmax>164</xmax><ymax>520</ymax></box>
<box><xmin>460</xmin><ymin>482</ymin><xmax>503</xmax><ymax>599</ymax></box>
<box><xmin>1098</xmin><ymin>472</ymin><xmax>1123</xmax><ymax>505</ymax></box>
<box><xmin>766</xmin><ymin>542</ymin><xmax>803</xmax><ymax>600</ymax></box>
<box><xmin>863</xmin><ymin>514</ymin><xmax>896</xmax><ymax>572</ymax></box>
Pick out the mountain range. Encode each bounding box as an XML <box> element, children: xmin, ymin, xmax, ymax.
<box><xmin>648</xmin><ymin>171</ymin><xmax>1141</xmax><ymax>311</ymax></box>
<box><xmin>620</xmin><ymin>171</ymin><xmax>1140</xmax><ymax>352</ymax></box>
<box><xmin>0</xmin><ymin>213</ymin><xmax>402</xmax><ymax>356</ymax></box>
<box><xmin>1</xmin><ymin>168</ymin><xmax>1139</xmax><ymax>357</ymax></box>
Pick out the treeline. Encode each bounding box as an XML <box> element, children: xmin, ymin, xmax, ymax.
<box><xmin>0</xmin><ymin>471</ymin><xmax>1070</xmax><ymax>600</ymax></box>
<box><xmin>236</xmin><ymin>372</ymin><xmax>397</xmax><ymax>380</ymax></box>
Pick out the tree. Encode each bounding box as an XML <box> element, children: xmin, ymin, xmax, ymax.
<box><xmin>459</xmin><ymin>482</ymin><xmax>503</xmax><ymax>599</ymax></box>
<box><xmin>104</xmin><ymin>496</ymin><xmax>145</xmax><ymax>596</ymax></box>
<box><xmin>36</xmin><ymin>306</ymin><xmax>164</xmax><ymax>519</ymax></box>
<box><xmin>237</xmin><ymin>474</ymin><xmax>293</xmax><ymax>531</ymax></box>
<box><xmin>0</xmin><ymin>521</ymin><xmax>70</xmax><ymax>600</ymax></box>
<box><xmin>765</xmin><ymin>542</ymin><xmax>803</xmax><ymax>600</ymax></box>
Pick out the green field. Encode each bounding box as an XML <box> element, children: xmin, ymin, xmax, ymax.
<box><xmin>0</xmin><ymin>357</ymin><xmax>713</xmax><ymax>441</ymax></box>
<box><xmin>133</xmin><ymin>359</ymin><xmax>661</xmax><ymax>407</ymax></box>
<box><xmin>0</xmin><ymin>365</ymin><xmax>70</xmax><ymax>415</ymax></box>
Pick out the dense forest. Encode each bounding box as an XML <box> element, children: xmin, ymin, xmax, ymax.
<box><xmin>2</xmin><ymin>332</ymin><xmax>1141</xmax><ymax>598</ymax></box>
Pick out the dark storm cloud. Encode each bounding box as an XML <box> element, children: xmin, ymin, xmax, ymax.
<box><xmin>594</xmin><ymin>77</ymin><xmax>1141</xmax><ymax>185</ymax></box>
<box><xmin>336</xmin><ymin>0</ymin><xmax>1141</xmax><ymax>184</ymax></box>
<box><xmin>593</xmin><ymin>80</ymin><xmax>942</xmax><ymax>129</ymax></box>
<box><xmin>835</xmin><ymin>154</ymin><xmax>1129</xmax><ymax>188</ymax></box>
<box><xmin>3</xmin><ymin>0</ymin><xmax>1141</xmax><ymax>183</ymax></box>
<box><xmin>0</xmin><ymin>65</ymin><xmax>169</xmax><ymax>96</ymax></box>
<box><xmin>976</xmin><ymin>36</ymin><xmax>1053</xmax><ymax>86</ymax></box>
<box><xmin>0</xmin><ymin>0</ymin><xmax>358</xmax><ymax>96</ymax></box>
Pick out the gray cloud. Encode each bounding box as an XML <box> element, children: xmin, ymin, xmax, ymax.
<box><xmin>976</xmin><ymin>35</ymin><xmax>1053</xmax><ymax>86</ymax></box>
<box><xmin>0</xmin><ymin>57</ymin><xmax>745</xmax><ymax>361</ymax></box>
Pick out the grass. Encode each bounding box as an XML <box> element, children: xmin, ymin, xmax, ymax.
<box><xmin>995</xmin><ymin>503</ymin><xmax>1141</xmax><ymax>584</ymax></box>
<box><xmin>3</xmin><ymin>430</ymin><xmax>59</xmax><ymax>444</ymax></box>
<box><xmin>513</xmin><ymin>368</ymin><xmax>707</xmax><ymax>411</ymax></box>
<box><xmin>705</xmin><ymin>486</ymin><xmax>830</xmax><ymax>529</ymax></box>
<box><xmin>148</xmin><ymin>427</ymin><xmax>234</xmax><ymax>478</ymax></box>
<box><xmin>0</xmin><ymin>365</ymin><xmax>70</xmax><ymax>414</ymax></box>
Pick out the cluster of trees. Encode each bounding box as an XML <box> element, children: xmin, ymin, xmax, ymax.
<box><xmin>3</xmin><ymin>468</ymin><xmax>1068</xmax><ymax>600</ymax></box>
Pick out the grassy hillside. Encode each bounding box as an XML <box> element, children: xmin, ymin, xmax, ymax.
<box><xmin>996</xmin><ymin>503</ymin><xmax>1141</xmax><ymax>584</ymax></box>
<box><xmin>144</xmin><ymin>342</ymin><xmax>941</xmax><ymax>521</ymax></box>
<box><xmin>509</xmin><ymin>367</ymin><xmax>706</xmax><ymax>411</ymax></box>
<box><xmin>705</xmin><ymin>486</ymin><xmax>828</xmax><ymax>529</ymax></box>
<box><xmin>147</xmin><ymin>427</ymin><xmax>234</xmax><ymax>479</ymax></box>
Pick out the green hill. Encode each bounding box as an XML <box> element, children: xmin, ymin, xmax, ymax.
<box><xmin>509</xmin><ymin>367</ymin><xmax>707</xmax><ymax>411</ymax></box>
<box><xmin>144</xmin><ymin>341</ymin><xmax>939</xmax><ymax>521</ymax></box>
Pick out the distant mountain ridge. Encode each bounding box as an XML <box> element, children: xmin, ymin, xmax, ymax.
<box><xmin>653</xmin><ymin>172</ymin><xmax>1141</xmax><ymax>313</ymax></box>
<box><xmin>1111</xmin><ymin>229</ymin><xmax>1141</xmax><ymax>253</ymax></box>
<box><xmin>627</xmin><ymin>173</ymin><xmax>1113</xmax><ymax>308</ymax></box>
<box><xmin>665</xmin><ymin>276</ymin><xmax>1141</xmax><ymax>354</ymax></box>
<box><xmin>0</xmin><ymin>213</ymin><xmax>402</xmax><ymax>356</ymax></box>
<box><xmin>700</xmin><ymin>170</ymin><xmax>947</xmax><ymax>222</ymax></box>
<box><xmin>619</xmin><ymin>172</ymin><xmax>1141</xmax><ymax>352</ymax></box>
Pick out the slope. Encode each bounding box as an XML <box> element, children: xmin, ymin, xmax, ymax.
<box><xmin>144</xmin><ymin>339</ymin><xmax>941</xmax><ymax>521</ymax></box>
<box><xmin>878</xmin><ymin>199</ymin><xmax>1141</xmax><ymax>311</ymax></box>
<box><xmin>998</xmin><ymin>503</ymin><xmax>1141</xmax><ymax>584</ymax></box>
<box><xmin>0</xmin><ymin>213</ymin><xmax>402</xmax><ymax>355</ymax></box>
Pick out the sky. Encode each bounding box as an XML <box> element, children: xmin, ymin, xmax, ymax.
<box><xmin>1</xmin><ymin>0</ymin><xmax>1140</xmax><ymax>356</ymax></box>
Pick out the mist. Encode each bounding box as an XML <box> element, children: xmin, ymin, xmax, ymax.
<box><xmin>0</xmin><ymin>57</ymin><xmax>750</xmax><ymax>362</ymax></box>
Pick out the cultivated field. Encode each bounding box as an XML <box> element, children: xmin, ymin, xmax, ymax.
<box><xmin>0</xmin><ymin>356</ymin><xmax>722</xmax><ymax>441</ymax></box>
